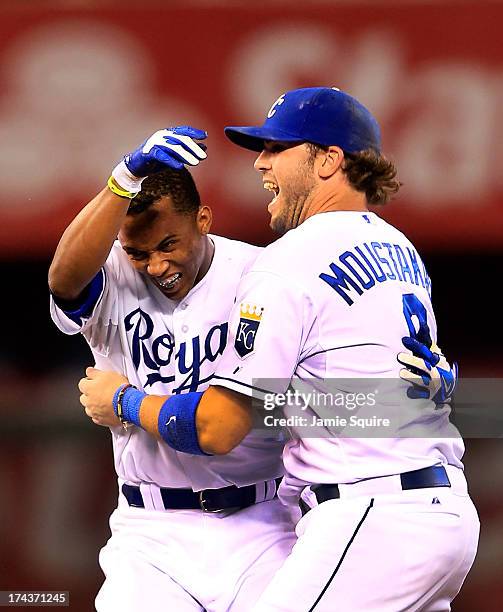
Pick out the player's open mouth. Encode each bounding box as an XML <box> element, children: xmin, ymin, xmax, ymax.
<box><xmin>264</xmin><ymin>180</ymin><xmax>280</xmax><ymax>206</ymax></box>
<box><xmin>157</xmin><ymin>273</ymin><xmax>181</xmax><ymax>291</ymax></box>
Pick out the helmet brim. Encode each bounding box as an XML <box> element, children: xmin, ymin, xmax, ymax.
<box><xmin>224</xmin><ymin>126</ymin><xmax>305</xmax><ymax>152</ymax></box>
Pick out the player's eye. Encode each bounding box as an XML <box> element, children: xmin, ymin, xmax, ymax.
<box><xmin>127</xmin><ymin>251</ymin><xmax>147</xmax><ymax>261</ymax></box>
<box><xmin>265</xmin><ymin>142</ymin><xmax>291</xmax><ymax>154</ymax></box>
<box><xmin>160</xmin><ymin>240</ymin><xmax>176</xmax><ymax>252</ymax></box>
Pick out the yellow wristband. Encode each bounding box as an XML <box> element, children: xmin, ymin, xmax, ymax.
<box><xmin>107</xmin><ymin>175</ymin><xmax>137</xmax><ymax>199</ymax></box>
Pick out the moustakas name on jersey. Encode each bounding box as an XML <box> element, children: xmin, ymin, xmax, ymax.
<box><xmin>213</xmin><ymin>212</ymin><xmax>464</xmax><ymax>489</ymax></box>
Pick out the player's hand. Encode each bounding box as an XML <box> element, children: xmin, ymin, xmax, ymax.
<box><xmin>78</xmin><ymin>367</ymin><xmax>129</xmax><ymax>427</ymax></box>
<box><xmin>398</xmin><ymin>337</ymin><xmax>458</xmax><ymax>404</ymax></box>
<box><xmin>110</xmin><ymin>126</ymin><xmax>208</xmax><ymax>196</ymax></box>
<box><xmin>124</xmin><ymin>126</ymin><xmax>208</xmax><ymax>177</ymax></box>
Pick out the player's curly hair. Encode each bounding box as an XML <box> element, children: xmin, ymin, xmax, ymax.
<box><xmin>307</xmin><ymin>144</ymin><xmax>401</xmax><ymax>205</ymax></box>
<box><xmin>127</xmin><ymin>167</ymin><xmax>201</xmax><ymax>216</ymax></box>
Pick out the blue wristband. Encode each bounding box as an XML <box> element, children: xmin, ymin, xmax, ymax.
<box><xmin>112</xmin><ymin>384</ymin><xmax>145</xmax><ymax>428</ymax></box>
<box><xmin>157</xmin><ymin>392</ymin><xmax>210</xmax><ymax>456</ymax></box>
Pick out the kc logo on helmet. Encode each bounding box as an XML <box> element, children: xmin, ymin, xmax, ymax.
<box><xmin>267</xmin><ymin>94</ymin><xmax>285</xmax><ymax>118</ymax></box>
<box><xmin>235</xmin><ymin>304</ymin><xmax>264</xmax><ymax>358</ymax></box>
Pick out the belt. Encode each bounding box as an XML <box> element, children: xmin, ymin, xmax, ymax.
<box><xmin>122</xmin><ymin>478</ymin><xmax>282</xmax><ymax>513</ymax></box>
<box><xmin>300</xmin><ymin>465</ymin><xmax>451</xmax><ymax>515</ymax></box>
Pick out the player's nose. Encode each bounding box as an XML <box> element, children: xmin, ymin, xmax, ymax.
<box><xmin>146</xmin><ymin>252</ymin><xmax>169</xmax><ymax>277</ymax></box>
<box><xmin>254</xmin><ymin>150</ymin><xmax>271</xmax><ymax>172</ymax></box>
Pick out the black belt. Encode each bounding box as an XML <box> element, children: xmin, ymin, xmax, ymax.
<box><xmin>122</xmin><ymin>478</ymin><xmax>282</xmax><ymax>513</ymax></box>
<box><xmin>300</xmin><ymin>465</ymin><xmax>451</xmax><ymax>515</ymax></box>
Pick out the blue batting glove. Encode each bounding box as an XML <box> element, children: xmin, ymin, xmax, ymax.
<box><xmin>397</xmin><ymin>337</ymin><xmax>458</xmax><ymax>404</ymax></box>
<box><xmin>125</xmin><ymin>126</ymin><xmax>207</xmax><ymax>176</ymax></box>
<box><xmin>110</xmin><ymin>126</ymin><xmax>207</xmax><ymax>197</ymax></box>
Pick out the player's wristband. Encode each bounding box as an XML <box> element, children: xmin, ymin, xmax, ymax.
<box><xmin>158</xmin><ymin>393</ymin><xmax>211</xmax><ymax>456</ymax></box>
<box><xmin>110</xmin><ymin>159</ymin><xmax>145</xmax><ymax>196</ymax></box>
<box><xmin>112</xmin><ymin>384</ymin><xmax>145</xmax><ymax>429</ymax></box>
<box><xmin>107</xmin><ymin>176</ymin><xmax>137</xmax><ymax>200</ymax></box>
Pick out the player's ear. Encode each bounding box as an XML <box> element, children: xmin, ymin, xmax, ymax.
<box><xmin>197</xmin><ymin>205</ymin><xmax>212</xmax><ymax>235</ymax></box>
<box><xmin>318</xmin><ymin>146</ymin><xmax>344</xmax><ymax>179</ymax></box>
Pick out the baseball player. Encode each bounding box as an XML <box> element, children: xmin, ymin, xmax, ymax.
<box><xmin>48</xmin><ymin>127</ymin><xmax>297</xmax><ymax>611</ymax></box>
<box><xmin>80</xmin><ymin>89</ymin><xmax>479</xmax><ymax>611</ymax></box>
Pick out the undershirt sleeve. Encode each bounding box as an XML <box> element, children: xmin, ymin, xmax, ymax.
<box><xmin>51</xmin><ymin>269</ymin><xmax>105</xmax><ymax>325</ymax></box>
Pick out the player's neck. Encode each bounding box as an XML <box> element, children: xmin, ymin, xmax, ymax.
<box><xmin>194</xmin><ymin>235</ymin><xmax>215</xmax><ymax>287</ymax></box>
<box><xmin>300</xmin><ymin>185</ymin><xmax>368</xmax><ymax>225</ymax></box>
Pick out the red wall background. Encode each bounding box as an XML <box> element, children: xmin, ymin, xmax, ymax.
<box><xmin>0</xmin><ymin>2</ymin><xmax>501</xmax><ymax>255</ymax></box>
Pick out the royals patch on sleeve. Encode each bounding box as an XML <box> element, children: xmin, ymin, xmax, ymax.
<box><xmin>234</xmin><ymin>303</ymin><xmax>264</xmax><ymax>358</ymax></box>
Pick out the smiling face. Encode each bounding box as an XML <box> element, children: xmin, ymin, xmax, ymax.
<box><xmin>119</xmin><ymin>196</ymin><xmax>213</xmax><ymax>301</ymax></box>
<box><xmin>254</xmin><ymin>141</ymin><xmax>318</xmax><ymax>234</ymax></box>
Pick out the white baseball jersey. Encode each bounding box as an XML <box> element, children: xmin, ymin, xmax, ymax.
<box><xmin>214</xmin><ymin>211</ymin><xmax>465</xmax><ymax>487</ymax></box>
<box><xmin>50</xmin><ymin>234</ymin><xmax>284</xmax><ymax>491</ymax></box>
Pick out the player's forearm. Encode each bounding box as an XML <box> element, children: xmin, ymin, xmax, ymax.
<box><xmin>48</xmin><ymin>187</ymin><xmax>129</xmax><ymax>300</ymax></box>
<box><xmin>139</xmin><ymin>394</ymin><xmax>166</xmax><ymax>440</ymax></box>
<box><xmin>80</xmin><ymin>368</ymin><xmax>252</xmax><ymax>455</ymax></box>
<box><xmin>139</xmin><ymin>387</ymin><xmax>253</xmax><ymax>455</ymax></box>
<box><xmin>196</xmin><ymin>387</ymin><xmax>253</xmax><ymax>454</ymax></box>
